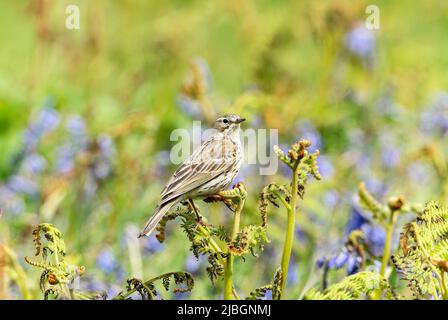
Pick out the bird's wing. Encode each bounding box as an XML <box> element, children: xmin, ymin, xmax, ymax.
<box><xmin>159</xmin><ymin>137</ymin><xmax>237</xmax><ymax>206</ymax></box>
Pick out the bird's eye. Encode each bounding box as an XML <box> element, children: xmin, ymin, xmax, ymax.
<box><xmin>223</xmin><ymin>119</ymin><xmax>229</xmax><ymax>124</ymax></box>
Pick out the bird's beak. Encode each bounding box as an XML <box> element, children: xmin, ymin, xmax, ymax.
<box><xmin>235</xmin><ymin>117</ymin><xmax>246</xmax><ymax>124</ymax></box>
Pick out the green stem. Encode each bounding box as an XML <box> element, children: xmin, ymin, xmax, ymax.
<box><xmin>279</xmin><ymin>162</ymin><xmax>299</xmax><ymax>299</ymax></box>
<box><xmin>379</xmin><ymin>210</ymin><xmax>398</xmax><ymax>277</ymax></box>
<box><xmin>371</xmin><ymin>209</ymin><xmax>398</xmax><ymax>300</ymax></box>
<box><xmin>224</xmin><ymin>198</ymin><xmax>243</xmax><ymax>300</ymax></box>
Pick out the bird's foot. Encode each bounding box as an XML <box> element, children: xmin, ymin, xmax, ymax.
<box><xmin>203</xmin><ymin>194</ymin><xmax>235</xmax><ymax>212</ymax></box>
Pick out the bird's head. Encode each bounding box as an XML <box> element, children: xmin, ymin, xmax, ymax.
<box><xmin>214</xmin><ymin>114</ymin><xmax>246</xmax><ymax>133</ymax></box>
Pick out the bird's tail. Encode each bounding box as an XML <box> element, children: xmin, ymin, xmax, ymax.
<box><xmin>139</xmin><ymin>202</ymin><xmax>175</xmax><ymax>238</ymax></box>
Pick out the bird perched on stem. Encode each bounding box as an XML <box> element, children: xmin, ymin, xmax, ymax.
<box><xmin>139</xmin><ymin>114</ymin><xmax>245</xmax><ymax>237</ymax></box>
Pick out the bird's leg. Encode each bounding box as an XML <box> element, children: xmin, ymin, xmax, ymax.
<box><xmin>187</xmin><ymin>198</ymin><xmax>206</xmax><ymax>226</ymax></box>
<box><xmin>203</xmin><ymin>194</ymin><xmax>236</xmax><ymax>212</ymax></box>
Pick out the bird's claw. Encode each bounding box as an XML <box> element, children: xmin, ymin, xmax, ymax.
<box><xmin>203</xmin><ymin>194</ymin><xmax>236</xmax><ymax>212</ymax></box>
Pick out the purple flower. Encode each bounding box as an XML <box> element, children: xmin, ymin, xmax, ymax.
<box><xmin>95</xmin><ymin>248</ymin><xmax>124</xmax><ymax>281</ymax></box>
<box><xmin>92</xmin><ymin>134</ymin><xmax>115</xmax><ymax>180</ymax></box>
<box><xmin>379</xmin><ymin>133</ymin><xmax>400</xmax><ymax>169</ymax></box>
<box><xmin>407</xmin><ymin>161</ymin><xmax>433</xmax><ymax>184</ymax></box>
<box><xmin>346</xmin><ymin>255</ymin><xmax>361</xmax><ymax>275</ymax></box>
<box><xmin>344</xmin><ymin>23</ymin><xmax>375</xmax><ymax>64</ymax></box>
<box><xmin>345</xmin><ymin>207</ymin><xmax>370</xmax><ymax>234</ymax></box>
<box><xmin>154</xmin><ymin>150</ymin><xmax>172</xmax><ymax>179</ymax></box>
<box><xmin>185</xmin><ymin>254</ymin><xmax>207</xmax><ymax>274</ymax></box>
<box><xmin>66</xmin><ymin>115</ymin><xmax>88</xmax><ymax>150</ymax></box>
<box><xmin>23</xmin><ymin>106</ymin><xmax>60</xmax><ymax>152</ymax></box>
<box><xmin>142</xmin><ymin>234</ymin><xmax>164</xmax><ymax>254</ymax></box>
<box><xmin>0</xmin><ymin>186</ymin><xmax>25</xmax><ymax>215</ymax></box>
<box><xmin>316</xmin><ymin>156</ymin><xmax>334</xmax><ymax>178</ymax></box>
<box><xmin>21</xmin><ymin>153</ymin><xmax>47</xmax><ymax>175</ymax></box>
<box><xmin>96</xmin><ymin>249</ymin><xmax>117</xmax><ymax>273</ymax></box>
<box><xmin>332</xmin><ymin>251</ymin><xmax>349</xmax><ymax>269</ymax></box>
<box><xmin>7</xmin><ymin>175</ymin><xmax>39</xmax><ymax>196</ymax></box>
<box><xmin>361</xmin><ymin>224</ymin><xmax>385</xmax><ymax>257</ymax></box>
<box><xmin>421</xmin><ymin>91</ymin><xmax>448</xmax><ymax>136</ymax></box>
<box><xmin>323</xmin><ymin>190</ymin><xmax>340</xmax><ymax>209</ymax></box>
<box><xmin>287</xmin><ymin>259</ymin><xmax>299</xmax><ymax>286</ymax></box>
<box><xmin>316</xmin><ymin>256</ymin><xmax>326</xmax><ymax>269</ymax></box>
<box><xmin>55</xmin><ymin>144</ymin><xmax>76</xmax><ymax>174</ymax></box>
<box><xmin>176</xmin><ymin>95</ymin><xmax>203</xmax><ymax>119</ymax></box>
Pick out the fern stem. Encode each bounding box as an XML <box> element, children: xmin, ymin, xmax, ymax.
<box><xmin>279</xmin><ymin>162</ymin><xmax>299</xmax><ymax>299</ymax></box>
<box><xmin>224</xmin><ymin>196</ymin><xmax>243</xmax><ymax>300</ymax></box>
<box><xmin>379</xmin><ymin>210</ymin><xmax>398</xmax><ymax>277</ymax></box>
<box><xmin>371</xmin><ymin>209</ymin><xmax>398</xmax><ymax>300</ymax></box>
<box><xmin>195</xmin><ymin>223</ymin><xmax>240</xmax><ymax>300</ymax></box>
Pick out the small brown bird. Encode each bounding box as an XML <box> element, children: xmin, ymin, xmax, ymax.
<box><xmin>139</xmin><ymin>114</ymin><xmax>245</xmax><ymax>237</ymax></box>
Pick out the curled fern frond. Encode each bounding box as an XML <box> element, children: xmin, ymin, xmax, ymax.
<box><xmin>155</xmin><ymin>211</ymin><xmax>184</xmax><ymax>243</ymax></box>
<box><xmin>358</xmin><ymin>182</ymin><xmax>388</xmax><ymax>221</ymax></box>
<box><xmin>115</xmin><ymin>272</ymin><xmax>195</xmax><ymax>300</ymax></box>
<box><xmin>304</xmin><ymin>271</ymin><xmax>397</xmax><ymax>300</ymax></box>
<box><xmin>26</xmin><ymin>224</ymin><xmax>96</xmax><ymax>300</ymax></box>
<box><xmin>229</xmin><ymin>225</ymin><xmax>269</xmax><ymax>257</ymax></box>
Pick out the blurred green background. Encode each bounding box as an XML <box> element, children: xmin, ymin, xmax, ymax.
<box><xmin>1</xmin><ymin>0</ymin><xmax>448</xmax><ymax>299</ymax></box>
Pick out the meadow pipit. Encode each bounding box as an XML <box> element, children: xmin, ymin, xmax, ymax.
<box><xmin>139</xmin><ymin>114</ymin><xmax>245</xmax><ymax>237</ymax></box>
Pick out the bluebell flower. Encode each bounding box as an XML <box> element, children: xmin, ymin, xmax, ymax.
<box><xmin>362</xmin><ymin>177</ymin><xmax>387</xmax><ymax>199</ymax></box>
<box><xmin>21</xmin><ymin>153</ymin><xmax>47</xmax><ymax>175</ymax></box>
<box><xmin>346</xmin><ymin>206</ymin><xmax>386</xmax><ymax>257</ymax></box>
<box><xmin>66</xmin><ymin>115</ymin><xmax>88</xmax><ymax>150</ymax></box>
<box><xmin>96</xmin><ymin>249</ymin><xmax>117</xmax><ymax>273</ymax></box>
<box><xmin>331</xmin><ymin>251</ymin><xmax>349</xmax><ymax>269</ymax></box>
<box><xmin>142</xmin><ymin>234</ymin><xmax>164</xmax><ymax>254</ymax></box>
<box><xmin>83</xmin><ymin>173</ymin><xmax>98</xmax><ymax>200</ymax></box>
<box><xmin>250</xmin><ymin>115</ymin><xmax>263</xmax><ymax>129</ymax></box>
<box><xmin>376</xmin><ymin>86</ymin><xmax>403</xmax><ymax>118</ymax></box>
<box><xmin>185</xmin><ymin>254</ymin><xmax>207</xmax><ymax>274</ymax></box>
<box><xmin>176</xmin><ymin>94</ymin><xmax>203</xmax><ymax>119</ymax></box>
<box><xmin>316</xmin><ymin>156</ymin><xmax>334</xmax><ymax>178</ymax></box>
<box><xmin>92</xmin><ymin>134</ymin><xmax>115</xmax><ymax>180</ymax></box>
<box><xmin>7</xmin><ymin>175</ymin><xmax>39</xmax><ymax>196</ymax></box>
<box><xmin>97</xmin><ymin>134</ymin><xmax>115</xmax><ymax>159</ymax></box>
<box><xmin>194</xmin><ymin>58</ymin><xmax>213</xmax><ymax>91</ymax></box>
<box><xmin>379</xmin><ymin>133</ymin><xmax>400</xmax><ymax>169</ymax></box>
<box><xmin>420</xmin><ymin>91</ymin><xmax>448</xmax><ymax>136</ymax></box>
<box><xmin>154</xmin><ymin>150</ymin><xmax>172</xmax><ymax>179</ymax></box>
<box><xmin>346</xmin><ymin>255</ymin><xmax>361</xmax><ymax>275</ymax></box>
<box><xmin>55</xmin><ymin>143</ymin><xmax>76</xmax><ymax>174</ymax></box>
<box><xmin>323</xmin><ymin>190</ymin><xmax>340</xmax><ymax>209</ymax></box>
<box><xmin>361</xmin><ymin>224</ymin><xmax>386</xmax><ymax>257</ymax></box>
<box><xmin>176</xmin><ymin>58</ymin><xmax>213</xmax><ymax>118</ymax></box>
<box><xmin>0</xmin><ymin>186</ymin><xmax>25</xmax><ymax>215</ymax></box>
<box><xmin>287</xmin><ymin>259</ymin><xmax>299</xmax><ymax>286</ymax></box>
<box><xmin>295</xmin><ymin>120</ymin><xmax>321</xmax><ymax>153</ymax></box>
<box><xmin>23</xmin><ymin>106</ymin><xmax>60</xmax><ymax>152</ymax></box>
<box><xmin>406</xmin><ymin>161</ymin><xmax>433</xmax><ymax>185</ymax></box>
<box><xmin>344</xmin><ymin>23</ymin><xmax>375</xmax><ymax>66</ymax></box>
<box><xmin>345</xmin><ymin>206</ymin><xmax>370</xmax><ymax>234</ymax></box>
<box><xmin>96</xmin><ymin>248</ymin><xmax>124</xmax><ymax>281</ymax></box>
<box><xmin>324</xmin><ymin>249</ymin><xmax>362</xmax><ymax>275</ymax></box>
<box><xmin>294</xmin><ymin>226</ymin><xmax>307</xmax><ymax>242</ymax></box>
<box><xmin>315</xmin><ymin>256</ymin><xmax>326</xmax><ymax>269</ymax></box>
